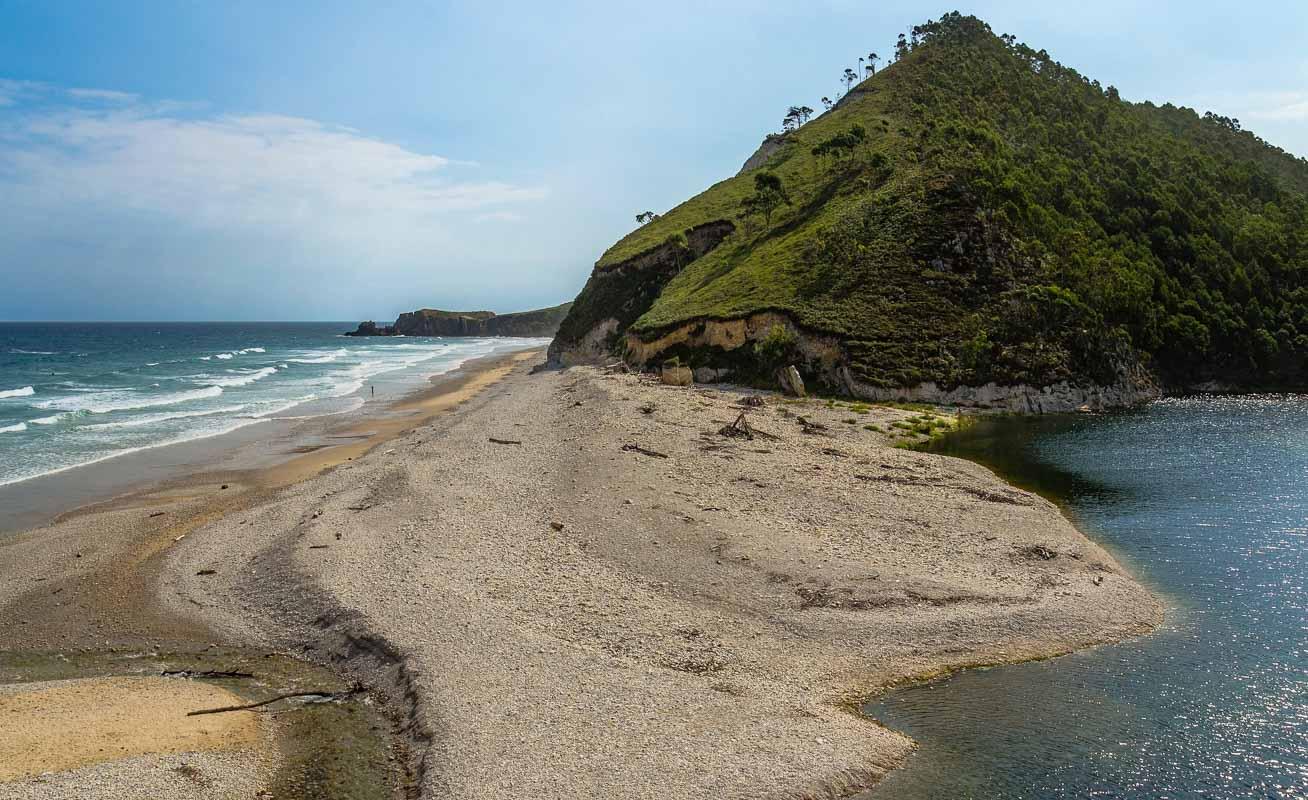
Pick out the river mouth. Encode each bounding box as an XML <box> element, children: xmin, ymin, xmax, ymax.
<box><xmin>0</xmin><ymin>647</ymin><xmax>403</xmax><ymax>798</ymax></box>
<box><xmin>857</xmin><ymin>398</ymin><xmax>1308</xmax><ymax>799</ymax></box>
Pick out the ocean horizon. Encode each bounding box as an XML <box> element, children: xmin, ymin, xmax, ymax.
<box><xmin>0</xmin><ymin>321</ymin><xmax>548</xmax><ymax>489</ymax></box>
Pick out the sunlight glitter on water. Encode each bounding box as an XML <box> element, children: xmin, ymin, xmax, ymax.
<box><xmin>861</xmin><ymin>396</ymin><xmax>1308</xmax><ymax>799</ymax></box>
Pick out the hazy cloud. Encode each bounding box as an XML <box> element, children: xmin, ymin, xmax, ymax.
<box><xmin>66</xmin><ymin>87</ymin><xmax>138</xmax><ymax>103</ymax></box>
<box><xmin>1242</xmin><ymin>91</ymin><xmax>1308</xmax><ymax>122</ymax></box>
<box><xmin>1187</xmin><ymin>90</ymin><xmax>1308</xmax><ymax>124</ymax></box>
<box><xmin>0</xmin><ymin>89</ymin><xmax>546</xmax><ymax>244</ymax></box>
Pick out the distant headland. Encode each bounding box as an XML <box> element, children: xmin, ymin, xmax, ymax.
<box><xmin>347</xmin><ymin>302</ymin><xmax>572</xmax><ymax>338</ymax></box>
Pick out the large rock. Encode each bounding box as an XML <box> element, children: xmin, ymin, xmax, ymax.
<box><xmin>778</xmin><ymin>365</ymin><xmax>806</xmax><ymax>397</ymax></box>
<box><xmin>661</xmin><ymin>366</ymin><xmax>693</xmax><ymax>387</ymax></box>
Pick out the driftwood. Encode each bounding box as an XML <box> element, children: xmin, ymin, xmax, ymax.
<box><xmin>718</xmin><ymin>412</ymin><xmax>754</xmax><ymax>440</ymax></box>
<box><xmin>796</xmin><ymin>416</ymin><xmax>827</xmax><ymax>435</ymax></box>
<box><xmin>187</xmin><ymin>683</ymin><xmax>364</xmax><ymax>717</ymax></box>
<box><xmin>162</xmin><ymin>669</ymin><xmax>254</xmax><ymax>680</ymax></box>
<box><xmin>622</xmin><ymin>443</ymin><xmax>669</xmax><ymax>459</ymax></box>
<box><xmin>488</xmin><ymin>437</ymin><xmax>522</xmax><ymax>445</ymax></box>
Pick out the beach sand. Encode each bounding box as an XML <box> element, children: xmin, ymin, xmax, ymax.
<box><xmin>0</xmin><ymin>350</ymin><xmax>1161</xmax><ymax>798</ymax></box>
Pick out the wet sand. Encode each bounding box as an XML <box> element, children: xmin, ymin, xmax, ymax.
<box><xmin>0</xmin><ymin>349</ymin><xmax>540</xmax><ymax>799</ymax></box>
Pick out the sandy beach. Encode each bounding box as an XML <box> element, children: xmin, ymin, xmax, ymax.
<box><xmin>0</xmin><ymin>349</ymin><xmax>1161</xmax><ymax>799</ymax></box>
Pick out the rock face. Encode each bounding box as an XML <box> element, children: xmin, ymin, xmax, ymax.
<box><xmin>548</xmin><ymin>220</ymin><xmax>736</xmax><ymax>366</ymax></box>
<box><xmin>738</xmin><ymin>133</ymin><xmax>787</xmax><ymax>174</ymax></box>
<box><xmin>348</xmin><ymin>303</ymin><xmax>572</xmax><ymax>338</ymax></box>
<box><xmin>622</xmin><ymin>310</ymin><xmax>1159</xmax><ymax>412</ymax></box>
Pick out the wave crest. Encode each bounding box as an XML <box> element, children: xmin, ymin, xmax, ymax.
<box><xmin>36</xmin><ymin>385</ymin><xmax>224</xmax><ymax>414</ymax></box>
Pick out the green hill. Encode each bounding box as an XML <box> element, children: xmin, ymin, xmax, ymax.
<box><xmin>549</xmin><ymin>12</ymin><xmax>1308</xmax><ymax>408</ymax></box>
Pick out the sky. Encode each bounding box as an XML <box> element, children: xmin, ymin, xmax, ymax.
<box><xmin>0</xmin><ymin>1</ymin><xmax>1305</xmax><ymax>322</ymax></box>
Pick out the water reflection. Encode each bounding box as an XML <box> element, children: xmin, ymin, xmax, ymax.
<box><xmin>860</xmin><ymin>396</ymin><xmax>1308</xmax><ymax>799</ymax></box>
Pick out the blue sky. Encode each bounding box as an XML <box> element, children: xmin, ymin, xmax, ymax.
<box><xmin>1</xmin><ymin>1</ymin><xmax>1305</xmax><ymax>321</ymax></box>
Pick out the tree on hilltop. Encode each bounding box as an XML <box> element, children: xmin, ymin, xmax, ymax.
<box><xmin>783</xmin><ymin>105</ymin><xmax>816</xmax><ymax>132</ymax></box>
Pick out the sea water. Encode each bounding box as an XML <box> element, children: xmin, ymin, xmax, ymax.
<box><xmin>0</xmin><ymin>322</ymin><xmax>547</xmax><ymax>488</ymax></box>
<box><xmin>861</xmin><ymin>396</ymin><xmax>1308</xmax><ymax>799</ymax></box>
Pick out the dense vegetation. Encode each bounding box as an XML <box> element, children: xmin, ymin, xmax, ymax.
<box><xmin>556</xmin><ymin>13</ymin><xmax>1308</xmax><ymax>391</ymax></box>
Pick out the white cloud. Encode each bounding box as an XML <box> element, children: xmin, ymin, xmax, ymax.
<box><xmin>66</xmin><ymin>87</ymin><xmax>138</xmax><ymax>104</ymax></box>
<box><xmin>1186</xmin><ymin>90</ymin><xmax>1308</xmax><ymax>124</ymax></box>
<box><xmin>0</xmin><ymin>84</ymin><xmax>547</xmax><ymax>248</ymax></box>
<box><xmin>0</xmin><ymin>79</ymin><xmax>42</xmax><ymax>107</ymax></box>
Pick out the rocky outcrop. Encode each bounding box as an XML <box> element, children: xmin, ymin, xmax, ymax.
<box><xmin>738</xmin><ymin>133</ymin><xmax>788</xmax><ymax>174</ymax></box>
<box><xmin>621</xmin><ymin>310</ymin><xmax>1160</xmax><ymax>412</ymax></box>
<box><xmin>347</xmin><ymin>320</ymin><xmax>396</xmax><ymax>337</ymax></box>
<box><xmin>348</xmin><ymin>303</ymin><xmax>572</xmax><ymax>339</ymax></box>
<box><xmin>548</xmin><ymin>220</ymin><xmax>736</xmax><ymax>366</ymax></box>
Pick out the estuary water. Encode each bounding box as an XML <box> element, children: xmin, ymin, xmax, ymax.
<box><xmin>0</xmin><ymin>322</ymin><xmax>548</xmax><ymax>488</ymax></box>
<box><xmin>863</xmin><ymin>396</ymin><xmax>1307</xmax><ymax>799</ymax></box>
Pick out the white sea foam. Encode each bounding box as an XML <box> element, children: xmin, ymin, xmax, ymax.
<box><xmin>207</xmin><ymin>367</ymin><xmax>277</xmax><ymax>388</ymax></box>
<box><xmin>0</xmin><ymin>416</ymin><xmax>270</xmax><ymax>488</ymax></box>
<box><xmin>36</xmin><ymin>385</ymin><xmax>223</xmax><ymax>414</ymax></box>
<box><xmin>56</xmin><ymin>383</ymin><xmax>123</xmax><ymax>393</ymax></box>
<box><xmin>270</xmin><ymin>396</ymin><xmax>364</xmax><ymax>420</ymax></box>
<box><xmin>0</xmin><ymin>386</ymin><xmax>35</xmax><ymax>399</ymax></box>
<box><xmin>249</xmin><ymin>395</ymin><xmax>318</xmax><ymax>418</ymax></box>
<box><xmin>84</xmin><ymin>405</ymin><xmax>247</xmax><ymax>431</ymax></box>
<box><xmin>145</xmin><ymin>362</ymin><xmax>160</xmax><ymax>366</ymax></box>
<box><xmin>289</xmin><ymin>349</ymin><xmax>347</xmax><ymax>364</ymax></box>
<box><xmin>30</xmin><ymin>415</ymin><xmax>63</xmax><ymax>425</ymax></box>
<box><xmin>9</xmin><ymin>349</ymin><xmax>56</xmax><ymax>355</ymax></box>
<box><xmin>215</xmin><ymin>352</ymin><xmax>233</xmax><ymax>360</ymax></box>
<box><xmin>199</xmin><ymin>356</ymin><xmax>211</xmax><ymax>361</ymax></box>
<box><xmin>236</xmin><ymin>347</ymin><xmax>266</xmax><ymax>354</ymax></box>
<box><xmin>0</xmin><ymin>422</ymin><xmax>27</xmax><ymax>434</ymax></box>
<box><xmin>328</xmin><ymin>379</ymin><xmax>364</xmax><ymax>398</ymax></box>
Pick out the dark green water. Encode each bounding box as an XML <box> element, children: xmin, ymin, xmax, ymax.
<box><xmin>862</xmin><ymin>395</ymin><xmax>1308</xmax><ymax>799</ymax></box>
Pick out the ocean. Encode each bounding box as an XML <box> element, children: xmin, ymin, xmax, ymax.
<box><xmin>0</xmin><ymin>322</ymin><xmax>548</xmax><ymax>489</ymax></box>
<box><xmin>861</xmin><ymin>396</ymin><xmax>1308</xmax><ymax>799</ymax></box>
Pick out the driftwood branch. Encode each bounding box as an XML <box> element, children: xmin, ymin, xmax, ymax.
<box><xmin>488</xmin><ymin>437</ymin><xmax>523</xmax><ymax>445</ymax></box>
<box><xmin>162</xmin><ymin>669</ymin><xmax>254</xmax><ymax>680</ymax></box>
<box><xmin>187</xmin><ymin>683</ymin><xmax>364</xmax><ymax>717</ymax></box>
<box><xmin>622</xmin><ymin>443</ymin><xmax>669</xmax><ymax>459</ymax></box>
<box><xmin>718</xmin><ymin>412</ymin><xmax>754</xmax><ymax>440</ymax></box>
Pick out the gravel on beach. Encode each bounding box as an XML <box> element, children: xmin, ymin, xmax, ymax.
<box><xmin>156</xmin><ymin>360</ymin><xmax>1161</xmax><ymax>799</ymax></box>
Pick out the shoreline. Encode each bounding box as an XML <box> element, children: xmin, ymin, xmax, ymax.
<box><xmin>0</xmin><ymin>347</ymin><xmax>536</xmax><ymax>534</ymax></box>
<box><xmin>0</xmin><ymin>353</ymin><xmax>1162</xmax><ymax>799</ymax></box>
<box><xmin>0</xmin><ymin>348</ymin><xmax>544</xmax><ymax>798</ymax></box>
